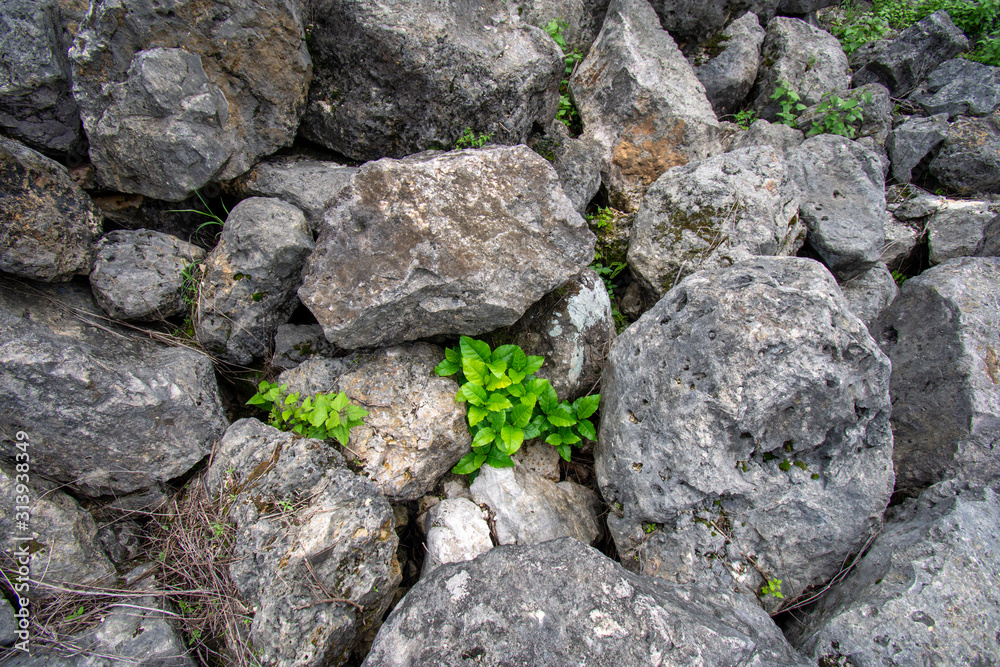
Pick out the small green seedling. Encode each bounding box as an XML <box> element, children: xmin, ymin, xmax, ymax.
<box><xmin>771</xmin><ymin>81</ymin><xmax>806</xmax><ymax>127</ymax></box>
<box><xmin>247</xmin><ymin>380</ymin><xmax>368</xmax><ymax>447</ymax></box>
<box><xmin>455</xmin><ymin>127</ymin><xmax>493</xmax><ymax>149</ymax></box>
<box><xmin>761</xmin><ymin>578</ymin><xmax>784</xmax><ymax>599</ymax></box>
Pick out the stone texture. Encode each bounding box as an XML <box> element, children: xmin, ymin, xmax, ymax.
<box><xmin>788</xmin><ymin>481</ymin><xmax>1000</xmax><ymax>667</ymax></box>
<box><xmin>0</xmin><ymin>135</ymin><xmax>101</xmax><ymax>282</ymax></box>
<box><xmin>512</xmin><ymin>440</ymin><xmax>562</xmax><ymax>482</ymax></box>
<box><xmin>693</xmin><ymin>12</ymin><xmax>765</xmax><ymax>117</ymax></box>
<box><xmin>96</xmin><ymin>519</ymin><xmax>143</xmax><ymax>565</ymax></box>
<box><xmin>0</xmin><ymin>0</ymin><xmax>83</xmax><ymax>155</ymax></box>
<box><xmin>976</xmin><ymin>213</ymin><xmax>1000</xmax><ymax>257</ymax></box>
<box><xmin>420</xmin><ymin>497</ymin><xmax>493</xmax><ymax>577</ymax></box>
<box><xmin>470</xmin><ymin>465</ymin><xmax>601</xmax><ymax>547</ymax></box>
<box><xmin>873</xmin><ymin>257</ymin><xmax>1000</xmax><ymax>494</ymax></box>
<box><xmin>850</xmin><ymin>10</ymin><xmax>969</xmax><ymax>97</ymax></box>
<box><xmin>752</xmin><ymin>17</ymin><xmax>851</xmax><ymax>122</ymax></box>
<box><xmin>838</xmin><ymin>262</ymin><xmax>899</xmax><ymax>329</ymax></box>
<box><xmin>89</xmin><ymin>229</ymin><xmax>206</xmax><ymax>321</ymax></box>
<box><xmin>362</xmin><ymin>538</ymin><xmax>810</xmax><ymax>667</ymax></box>
<box><xmin>69</xmin><ymin>0</ymin><xmax>312</xmax><ymax>201</ymax></box>
<box><xmin>927</xmin><ymin>198</ymin><xmax>997</xmax><ymax>264</ymax></box>
<box><xmin>629</xmin><ymin>146</ymin><xmax>803</xmax><ymax>298</ymax></box>
<box><xmin>596</xmin><ymin>257</ymin><xmax>894</xmax><ymax>605</ymax></box>
<box><xmin>570</xmin><ymin>0</ymin><xmax>722</xmax><ymax>212</ymax></box>
<box><xmin>886</xmin><ymin>112</ymin><xmax>949</xmax><ymax>184</ymax></box>
<box><xmin>0</xmin><ymin>278</ymin><xmax>228</xmax><ymax>499</ymax></box>
<box><xmin>0</xmin><ymin>462</ymin><xmax>115</xmax><ymax>596</ymax></box>
<box><xmin>0</xmin><ymin>597</ymin><xmax>15</xmax><ymax>646</ymax></box>
<box><xmin>514</xmin><ymin>0</ymin><xmax>609</xmax><ymax>53</ymax></box>
<box><xmin>540</xmin><ymin>120</ymin><xmax>604</xmax><ymax>214</ymax></box>
<box><xmin>726</xmin><ymin>118</ymin><xmax>804</xmax><ymax>155</ymax></box>
<box><xmin>787</xmin><ymin>134</ymin><xmax>887</xmax><ymax>279</ymax></box>
<box><xmin>910</xmin><ymin>58</ymin><xmax>1000</xmax><ymax>119</ymax></box>
<box><xmin>298</xmin><ymin>146</ymin><xmax>594</xmax><ymax>349</ymax></box>
<box><xmin>302</xmin><ymin>0</ymin><xmax>562</xmax><ymax>162</ymax></box>
<box><xmin>647</xmin><ymin>0</ymin><xmax>780</xmax><ymax>46</ymax></box>
<box><xmin>929</xmin><ymin>111</ymin><xmax>1000</xmax><ymax>195</ymax></box>
<box><xmin>205</xmin><ymin>419</ymin><xmax>400</xmax><ymax>667</ymax></box>
<box><xmin>271</xmin><ymin>323</ymin><xmax>337</xmax><ymax>371</ymax></box>
<box><xmin>195</xmin><ymin>197</ymin><xmax>313</xmax><ymax>365</ymax></box>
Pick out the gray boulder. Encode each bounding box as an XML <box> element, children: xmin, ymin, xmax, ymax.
<box><xmin>540</xmin><ymin>120</ymin><xmax>604</xmax><ymax>214</ymax></box>
<box><xmin>276</xmin><ymin>356</ymin><xmax>360</xmax><ymax>399</ymax></box>
<box><xmin>727</xmin><ymin>118</ymin><xmax>805</xmax><ymax>155</ymax></box>
<box><xmin>838</xmin><ymin>262</ymin><xmax>899</xmax><ymax>329</ymax></box>
<box><xmin>929</xmin><ymin>111</ymin><xmax>1000</xmax><ymax>195</ymax></box>
<box><xmin>227</xmin><ymin>156</ymin><xmax>357</xmax><ymax>234</ymax></box>
<box><xmin>205</xmin><ymin>419</ymin><xmax>401</xmax><ymax>667</ymax></box>
<box><xmin>647</xmin><ymin>0</ymin><xmax>780</xmax><ymax>46</ymax></box>
<box><xmin>693</xmin><ymin>12</ymin><xmax>766</xmax><ymax>117</ymax></box>
<box><xmin>570</xmin><ymin>0</ymin><xmax>722</xmax><ymax>212</ymax></box>
<box><xmin>976</xmin><ymin>213</ymin><xmax>1000</xmax><ymax>257</ymax></box>
<box><xmin>298</xmin><ymin>146</ymin><xmax>594</xmax><ymax>349</ymax></box>
<box><xmin>0</xmin><ymin>0</ymin><xmax>83</xmax><ymax>155</ymax></box>
<box><xmin>0</xmin><ymin>597</ymin><xmax>14</xmax><ymax>646</ymax></box>
<box><xmin>0</xmin><ymin>463</ymin><xmax>115</xmax><ymax>596</ymax></box>
<box><xmin>96</xmin><ymin>519</ymin><xmax>143</xmax><ymax>565</ymax></box>
<box><xmin>787</xmin><ymin>134</ymin><xmax>887</xmax><ymax>279</ymax></box>
<box><xmin>514</xmin><ymin>0</ymin><xmax>609</xmax><ymax>53</ymax></box>
<box><xmin>886</xmin><ymin>112</ymin><xmax>950</xmax><ymax>184</ymax></box>
<box><xmin>788</xmin><ymin>481</ymin><xmax>1000</xmax><ymax>666</ymax></box>
<box><xmin>89</xmin><ymin>229</ymin><xmax>206</xmax><ymax>321</ymax></box>
<box><xmin>777</xmin><ymin>0</ymin><xmax>838</xmax><ymax>13</ymax></box>
<box><xmin>271</xmin><ymin>323</ymin><xmax>337</xmax><ymax>371</ymax></box>
<box><xmin>0</xmin><ymin>135</ymin><xmax>101</xmax><ymax>282</ymax></box>
<box><xmin>851</xmin><ymin>10</ymin><xmax>969</xmax><ymax>97</ymax></box>
<box><xmin>596</xmin><ymin>257</ymin><xmax>894</xmax><ymax>605</ymax></box>
<box><xmin>874</xmin><ymin>257</ymin><xmax>1000</xmax><ymax>494</ymax></box>
<box><xmin>881</xmin><ymin>214</ymin><xmax>922</xmax><ymax>270</ymax></box>
<box><xmin>195</xmin><ymin>197</ymin><xmax>313</xmax><ymax>366</ymax></box>
<box><xmin>752</xmin><ymin>17</ymin><xmax>851</xmax><ymax>122</ymax></box>
<box><xmin>927</xmin><ymin>198</ymin><xmax>997</xmax><ymax>264</ymax></box>
<box><xmin>420</xmin><ymin>497</ymin><xmax>493</xmax><ymax>577</ymax></box>
<box><xmin>629</xmin><ymin>146</ymin><xmax>803</xmax><ymax>298</ymax></box>
<box><xmin>362</xmin><ymin>538</ymin><xmax>810</xmax><ymax>667</ymax></box>
<box><xmin>302</xmin><ymin>0</ymin><xmax>561</xmax><ymax>162</ymax></box>
<box><xmin>469</xmin><ymin>464</ymin><xmax>602</xmax><ymax>547</ymax></box>
<box><xmin>69</xmin><ymin>0</ymin><xmax>312</xmax><ymax>201</ymax></box>
<box><xmin>910</xmin><ymin>58</ymin><xmax>1000</xmax><ymax>119</ymax></box>
<box><xmin>0</xmin><ymin>279</ymin><xmax>228</xmax><ymax>499</ymax></box>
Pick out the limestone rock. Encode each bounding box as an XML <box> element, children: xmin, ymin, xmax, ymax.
<box><xmin>539</xmin><ymin>121</ymin><xmax>604</xmax><ymax>214</ymax></box>
<box><xmin>195</xmin><ymin>197</ymin><xmax>313</xmax><ymax>365</ymax></box>
<box><xmin>976</xmin><ymin>213</ymin><xmax>1000</xmax><ymax>257</ymax></box>
<box><xmin>873</xmin><ymin>257</ymin><xmax>1000</xmax><ymax>494</ymax></box>
<box><xmin>647</xmin><ymin>0</ymin><xmax>780</xmax><ymax>46</ymax></box>
<box><xmin>420</xmin><ymin>497</ymin><xmax>493</xmax><ymax>577</ymax></box>
<box><xmin>693</xmin><ymin>12</ymin><xmax>765</xmax><ymax>117</ymax></box>
<box><xmin>596</xmin><ymin>257</ymin><xmax>894</xmax><ymax>605</ymax></box>
<box><xmin>838</xmin><ymin>262</ymin><xmax>899</xmax><ymax>329</ymax></box>
<box><xmin>929</xmin><ymin>111</ymin><xmax>1000</xmax><ymax>195</ymax></box>
<box><xmin>298</xmin><ymin>146</ymin><xmax>594</xmax><ymax>349</ymax></box>
<box><xmin>0</xmin><ymin>135</ymin><xmax>101</xmax><ymax>282</ymax></box>
<box><xmin>205</xmin><ymin>419</ymin><xmax>400</xmax><ymax>667</ymax></box>
<box><xmin>271</xmin><ymin>324</ymin><xmax>337</xmax><ymax>371</ymax></box>
<box><xmin>513</xmin><ymin>0</ymin><xmax>609</xmax><ymax>53</ymax></box>
<box><xmin>726</xmin><ymin>118</ymin><xmax>804</xmax><ymax>155</ymax></box>
<box><xmin>886</xmin><ymin>112</ymin><xmax>949</xmax><ymax>184</ymax></box>
<box><xmin>629</xmin><ymin>146</ymin><xmax>803</xmax><ymax>298</ymax></box>
<box><xmin>927</xmin><ymin>198</ymin><xmax>997</xmax><ymax>264</ymax></box>
<box><xmin>910</xmin><ymin>58</ymin><xmax>1000</xmax><ymax>119</ymax></box>
<box><xmin>89</xmin><ymin>230</ymin><xmax>205</xmax><ymax>321</ymax></box>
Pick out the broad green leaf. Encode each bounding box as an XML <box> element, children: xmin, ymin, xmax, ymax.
<box><xmin>460</xmin><ymin>382</ymin><xmax>488</xmax><ymax>406</ymax></box>
<box><xmin>485</xmin><ymin>449</ymin><xmax>514</xmax><ymax>468</ymax></box>
<box><xmin>510</xmin><ymin>403</ymin><xmax>532</xmax><ymax>428</ymax></box>
<box><xmin>576</xmin><ymin>418</ymin><xmax>596</xmax><ymax>441</ymax></box>
<box><xmin>445</xmin><ymin>346</ymin><xmax>461</xmax><ymax>363</ymax></box>
<box><xmin>467</xmin><ymin>405</ymin><xmax>488</xmax><ymax>427</ymax></box>
<box><xmin>557</xmin><ymin>427</ymin><xmax>580</xmax><ymax>445</ymax></box>
<box><xmin>547</xmin><ymin>406</ymin><xmax>576</xmax><ymax>427</ymax></box>
<box><xmin>538</xmin><ymin>383</ymin><xmax>559</xmax><ymax>414</ymax></box>
<box><xmin>472</xmin><ymin>427</ymin><xmax>497</xmax><ymax>449</ymax></box>
<box><xmin>492</xmin><ymin>345</ymin><xmax>518</xmax><ymax>364</ymax></box>
<box><xmin>557</xmin><ymin>443</ymin><xmax>572</xmax><ymax>462</ymax></box>
<box><xmin>292</xmin><ymin>423</ymin><xmax>306</xmax><ymax>436</ymax></box>
<box><xmin>519</xmin><ymin>394</ymin><xmax>537</xmax><ymax>411</ymax></box>
<box><xmin>524</xmin><ymin>415</ymin><xmax>545</xmax><ymax>440</ymax></box>
<box><xmin>463</xmin><ymin>357</ymin><xmax>489</xmax><ymax>386</ymax></box>
<box><xmin>325</xmin><ymin>412</ymin><xmax>342</xmax><ymax>429</ymax></box>
<box><xmin>330</xmin><ymin>424</ymin><xmax>350</xmax><ymax>446</ymax></box>
<box><xmin>485</xmin><ymin>373</ymin><xmax>512</xmax><ymax>391</ymax></box>
<box><xmin>574</xmin><ymin>394</ymin><xmax>600</xmax><ymax>420</ymax></box>
<box><xmin>507</xmin><ymin>369</ymin><xmax>526</xmax><ymax>384</ymax></box>
<box><xmin>331</xmin><ymin>393</ymin><xmax>349</xmax><ymax>412</ymax></box>
<box><xmin>246</xmin><ymin>394</ymin><xmax>268</xmax><ymax>406</ymax></box>
<box><xmin>453</xmin><ymin>451</ymin><xmax>487</xmax><ymax>475</ymax></box>
<box><xmin>498</xmin><ymin>425</ymin><xmax>524</xmax><ymax>455</ymax></box>
<box><xmin>507</xmin><ymin>382</ymin><xmax>526</xmax><ymax>397</ymax></box>
<box><xmin>545</xmin><ymin>432</ymin><xmax>563</xmax><ymax>446</ymax></box>
<box><xmin>257</xmin><ymin>380</ymin><xmax>273</xmax><ymax>393</ymax></box>
<box><xmin>509</xmin><ymin>346</ymin><xmax>528</xmax><ymax>372</ymax></box>
<box><xmin>523</xmin><ymin>355</ymin><xmax>545</xmax><ymax>375</ymax></box>
<box><xmin>281</xmin><ymin>409</ymin><xmax>293</xmax><ymax>421</ymax></box>
<box><xmin>460</xmin><ymin>336</ymin><xmax>492</xmax><ymax>364</ymax></box>
<box><xmin>285</xmin><ymin>393</ymin><xmax>299</xmax><ymax>405</ymax></box>
<box><xmin>310</xmin><ymin>405</ymin><xmax>329</xmax><ymax>427</ymax></box>
<box><xmin>525</xmin><ymin>378</ymin><xmax>549</xmax><ymax>399</ymax></box>
<box><xmin>344</xmin><ymin>405</ymin><xmax>369</xmax><ymax>421</ymax></box>
<box><xmin>489</xmin><ymin>411</ymin><xmax>505</xmax><ymax>432</ymax></box>
<box><xmin>487</xmin><ymin>360</ymin><xmax>507</xmax><ymax>377</ymax></box>
<box><xmin>485</xmin><ymin>393</ymin><xmax>513</xmax><ymax>412</ymax></box>
<box><xmin>434</xmin><ymin>358</ymin><xmax>461</xmax><ymax>376</ymax></box>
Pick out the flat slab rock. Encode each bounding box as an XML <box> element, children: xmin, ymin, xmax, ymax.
<box><xmin>362</xmin><ymin>537</ymin><xmax>809</xmax><ymax>667</ymax></box>
<box><xmin>298</xmin><ymin>145</ymin><xmax>594</xmax><ymax>349</ymax></box>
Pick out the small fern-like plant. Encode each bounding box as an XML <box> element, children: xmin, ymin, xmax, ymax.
<box><xmin>434</xmin><ymin>336</ymin><xmax>600</xmax><ymax>475</ymax></box>
<box><xmin>807</xmin><ymin>91</ymin><xmax>871</xmax><ymax>139</ymax></box>
<box><xmin>247</xmin><ymin>380</ymin><xmax>368</xmax><ymax>446</ymax></box>
<box><xmin>760</xmin><ymin>578</ymin><xmax>784</xmax><ymax>599</ymax></box>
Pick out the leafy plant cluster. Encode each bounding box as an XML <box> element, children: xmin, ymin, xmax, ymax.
<box><xmin>545</xmin><ymin>19</ymin><xmax>583</xmax><ymax>132</ymax></box>
<box><xmin>434</xmin><ymin>336</ymin><xmax>600</xmax><ymax>475</ymax></box>
<box><xmin>771</xmin><ymin>81</ymin><xmax>808</xmax><ymax>127</ymax></box>
<box><xmin>760</xmin><ymin>578</ymin><xmax>785</xmax><ymax>599</ymax></box>
<box><xmin>734</xmin><ymin>108</ymin><xmax>757</xmax><ymax>130</ymax></box>
<box><xmin>586</xmin><ymin>206</ymin><xmax>632</xmax><ymax>333</ymax></box>
<box><xmin>247</xmin><ymin>380</ymin><xmax>368</xmax><ymax>446</ymax></box>
<box><xmin>771</xmin><ymin>82</ymin><xmax>871</xmax><ymax>139</ymax></box>
<box><xmin>455</xmin><ymin>127</ymin><xmax>493</xmax><ymax>149</ymax></box>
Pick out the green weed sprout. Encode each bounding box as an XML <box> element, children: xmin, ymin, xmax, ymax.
<box><xmin>247</xmin><ymin>380</ymin><xmax>368</xmax><ymax>447</ymax></box>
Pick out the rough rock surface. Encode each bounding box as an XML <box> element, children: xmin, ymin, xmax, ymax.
<box><xmin>195</xmin><ymin>197</ymin><xmax>313</xmax><ymax>365</ymax></box>
<box><xmin>977</xmin><ymin>213</ymin><xmax>1000</xmax><ymax>257</ymax></box>
<box><xmin>511</xmin><ymin>269</ymin><xmax>616</xmax><ymax>400</ymax></box>
<box><xmin>302</xmin><ymin>0</ymin><xmax>561</xmax><ymax>162</ymax></box>
<box><xmin>839</xmin><ymin>262</ymin><xmax>899</xmax><ymax>329</ymax></box>
<box><xmin>629</xmin><ymin>146</ymin><xmax>803</xmax><ymax>298</ymax></box>
<box><xmin>470</xmin><ymin>465</ymin><xmax>602</xmax><ymax>547</ymax></box>
<box><xmin>0</xmin><ymin>279</ymin><xmax>228</xmax><ymax>498</ymax></box>
<box><xmin>693</xmin><ymin>12</ymin><xmax>765</xmax><ymax>117</ymax></box>
<box><xmin>362</xmin><ymin>538</ymin><xmax>810</xmax><ymax>667</ymax></box>
<box><xmin>0</xmin><ymin>0</ymin><xmax>83</xmax><ymax>155</ymax></box>
<box><xmin>421</xmin><ymin>497</ymin><xmax>493</xmax><ymax>577</ymax></box>
<box><xmin>787</xmin><ymin>134</ymin><xmax>887</xmax><ymax>279</ymax></box>
<box><xmin>596</xmin><ymin>257</ymin><xmax>894</xmax><ymax>604</ymax></box>
<box><xmin>788</xmin><ymin>481</ymin><xmax>1000</xmax><ymax>666</ymax></box>
<box><xmin>570</xmin><ymin>0</ymin><xmax>722</xmax><ymax>212</ymax></box>
<box><xmin>647</xmin><ymin>0</ymin><xmax>780</xmax><ymax>46</ymax></box>
<box><xmin>886</xmin><ymin>112</ymin><xmax>949</xmax><ymax>183</ymax></box>
<box><xmin>277</xmin><ymin>356</ymin><xmax>360</xmax><ymax>399</ymax></box>
<box><xmin>271</xmin><ymin>323</ymin><xmax>337</xmax><ymax>370</ymax></box>
<box><xmin>501</xmin><ymin>0</ymin><xmax>608</xmax><ymax>53</ymax></box>
<box><xmin>929</xmin><ymin>111</ymin><xmax>1000</xmax><ymax>195</ymax></box>
<box><xmin>205</xmin><ymin>419</ymin><xmax>401</xmax><ymax>667</ymax></box>
<box><xmin>0</xmin><ymin>135</ymin><xmax>101</xmax><ymax>282</ymax></box>
<box><xmin>910</xmin><ymin>58</ymin><xmax>1000</xmax><ymax>119</ymax></box>
<box><xmin>874</xmin><ymin>257</ymin><xmax>1000</xmax><ymax>494</ymax></box>
<box><xmin>540</xmin><ymin>121</ymin><xmax>604</xmax><ymax>214</ymax></box>
<box><xmin>228</xmin><ymin>156</ymin><xmax>356</xmax><ymax>233</ymax></box>
<box><xmin>69</xmin><ymin>0</ymin><xmax>312</xmax><ymax>200</ymax></box>
<box><xmin>0</xmin><ymin>463</ymin><xmax>115</xmax><ymax>596</ymax></box>
<box><xmin>0</xmin><ymin>597</ymin><xmax>15</xmax><ymax>646</ymax></box>
<box><xmin>89</xmin><ymin>229</ymin><xmax>206</xmax><ymax>321</ymax></box>
<box><xmin>329</xmin><ymin>344</ymin><xmax>471</xmax><ymax>502</ymax></box>
<box><xmin>727</xmin><ymin>118</ymin><xmax>804</xmax><ymax>155</ymax></box>
<box><xmin>927</xmin><ymin>198</ymin><xmax>997</xmax><ymax>264</ymax></box>
<box><xmin>298</xmin><ymin>146</ymin><xmax>594</xmax><ymax>349</ymax></box>
<box><xmin>752</xmin><ymin>17</ymin><xmax>851</xmax><ymax>121</ymax></box>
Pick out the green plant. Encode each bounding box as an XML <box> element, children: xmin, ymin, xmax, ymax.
<box><xmin>891</xmin><ymin>269</ymin><xmax>908</xmax><ymax>286</ymax></box>
<box><xmin>807</xmin><ymin>91</ymin><xmax>872</xmax><ymax>139</ymax></box>
<box><xmin>770</xmin><ymin>81</ymin><xmax>806</xmax><ymax>127</ymax></box>
<box><xmin>760</xmin><ymin>578</ymin><xmax>784</xmax><ymax>599</ymax></box>
<box><xmin>246</xmin><ymin>380</ymin><xmax>368</xmax><ymax>447</ymax></box>
<box><xmin>455</xmin><ymin>127</ymin><xmax>493</xmax><ymax>149</ymax></box>
<box><xmin>545</xmin><ymin>19</ymin><xmax>583</xmax><ymax>131</ymax></box>
<box><xmin>169</xmin><ymin>189</ymin><xmax>229</xmax><ymax>240</ymax></box>
<box><xmin>642</xmin><ymin>522</ymin><xmax>657</xmax><ymax>534</ymax></box>
<box><xmin>434</xmin><ymin>336</ymin><xmax>600</xmax><ymax>475</ymax></box>
<box><xmin>734</xmin><ymin>108</ymin><xmax>757</xmax><ymax>130</ymax></box>
<box><xmin>65</xmin><ymin>605</ymin><xmax>85</xmax><ymax>621</ymax></box>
